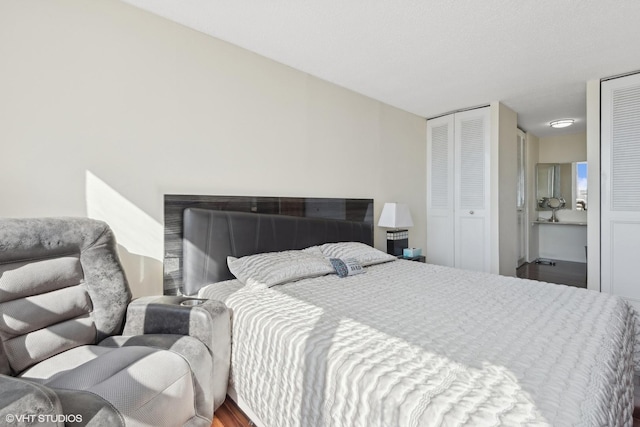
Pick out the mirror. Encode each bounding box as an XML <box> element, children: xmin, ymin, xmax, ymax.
<box><xmin>536</xmin><ymin>162</ymin><xmax>587</xmax><ymax>211</ymax></box>
<box><xmin>544</xmin><ymin>197</ymin><xmax>565</xmax><ymax>222</ymax></box>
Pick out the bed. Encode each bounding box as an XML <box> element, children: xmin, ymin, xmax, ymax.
<box><xmin>181</xmin><ymin>207</ymin><xmax>637</xmax><ymax>426</ymax></box>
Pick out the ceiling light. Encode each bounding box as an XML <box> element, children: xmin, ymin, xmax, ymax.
<box><xmin>549</xmin><ymin>119</ymin><xmax>574</xmax><ymax>129</ymax></box>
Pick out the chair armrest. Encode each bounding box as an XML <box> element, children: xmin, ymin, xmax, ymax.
<box><xmin>0</xmin><ymin>375</ymin><xmax>63</xmax><ymax>425</ymax></box>
<box><xmin>121</xmin><ymin>296</ymin><xmax>231</xmax><ymax>411</ymax></box>
<box><xmin>122</xmin><ymin>296</ymin><xmax>230</xmax><ymax>355</ymax></box>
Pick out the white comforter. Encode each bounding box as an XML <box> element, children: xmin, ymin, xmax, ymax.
<box><xmin>223</xmin><ymin>260</ymin><xmax>636</xmax><ymax>427</ymax></box>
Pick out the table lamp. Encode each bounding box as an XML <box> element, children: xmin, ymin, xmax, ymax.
<box><xmin>378</xmin><ymin>203</ymin><xmax>413</xmax><ymax>256</ymax></box>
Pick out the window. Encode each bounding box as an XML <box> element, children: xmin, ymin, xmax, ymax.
<box><xmin>575</xmin><ymin>161</ymin><xmax>588</xmax><ymax>210</ymax></box>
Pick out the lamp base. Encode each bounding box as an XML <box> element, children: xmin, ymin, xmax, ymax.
<box><xmin>386</xmin><ymin>229</ymin><xmax>408</xmax><ymax>256</ymax></box>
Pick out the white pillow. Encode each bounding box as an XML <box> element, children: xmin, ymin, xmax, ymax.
<box><xmin>320</xmin><ymin>242</ymin><xmax>397</xmax><ymax>266</ymax></box>
<box><xmin>227</xmin><ymin>246</ymin><xmax>333</xmax><ymax>288</ymax></box>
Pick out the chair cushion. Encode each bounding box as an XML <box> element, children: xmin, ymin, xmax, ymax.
<box><xmin>100</xmin><ymin>334</ymin><xmax>215</xmax><ymax>421</ymax></box>
<box><xmin>20</xmin><ymin>345</ymin><xmax>198</xmax><ymax>426</ymax></box>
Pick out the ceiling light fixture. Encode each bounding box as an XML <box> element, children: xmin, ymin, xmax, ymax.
<box><xmin>549</xmin><ymin>119</ymin><xmax>575</xmax><ymax>129</ymax></box>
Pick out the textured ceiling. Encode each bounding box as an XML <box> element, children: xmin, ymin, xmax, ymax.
<box><xmin>120</xmin><ymin>0</ymin><xmax>640</xmax><ymax>138</ymax></box>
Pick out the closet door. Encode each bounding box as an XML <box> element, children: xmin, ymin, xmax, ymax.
<box><xmin>426</xmin><ymin>114</ymin><xmax>455</xmax><ymax>267</ymax></box>
<box><xmin>601</xmin><ymin>73</ymin><xmax>640</xmax><ymax>311</ymax></box>
<box><xmin>454</xmin><ymin>108</ymin><xmax>491</xmax><ymax>272</ymax></box>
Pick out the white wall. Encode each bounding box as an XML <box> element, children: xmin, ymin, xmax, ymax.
<box><xmin>586</xmin><ymin>80</ymin><xmax>600</xmax><ymax>291</ymax></box>
<box><xmin>538</xmin><ymin>132</ymin><xmax>587</xmax><ymax>163</ymax></box>
<box><xmin>0</xmin><ymin>0</ymin><xmax>427</xmax><ymax>297</ymax></box>
<box><xmin>537</xmin><ymin>224</ymin><xmax>587</xmax><ymax>262</ymax></box>
<box><xmin>526</xmin><ymin>132</ymin><xmax>540</xmax><ymax>262</ymax></box>
<box><xmin>492</xmin><ymin>103</ymin><xmax>518</xmax><ymax>276</ymax></box>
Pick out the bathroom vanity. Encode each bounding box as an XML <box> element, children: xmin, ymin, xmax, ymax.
<box><xmin>534</xmin><ymin>162</ymin><xmax>587</xmax><ymax>263</ymax></box>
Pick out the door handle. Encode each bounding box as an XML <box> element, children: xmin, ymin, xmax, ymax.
<box><xmin>469</xmin><ymin>210</ymin><xmax>474</xmax><ymax>215</ymax></box>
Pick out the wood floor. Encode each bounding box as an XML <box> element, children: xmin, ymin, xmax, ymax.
<box><xmin>212</xmin><ymin>396</ymin><xmax>253</xmax><ymax>427</ymax></box>
<box><xmin>516</xmin><ymin>259</ymin><xmax>587</xmax><ymax>288</ymax></box>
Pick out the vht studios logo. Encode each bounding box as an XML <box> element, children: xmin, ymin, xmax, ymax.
<box><xmin>5</xmin><ymin>413</ymin><xmax>83</xmax><ymax>424</ymax></box>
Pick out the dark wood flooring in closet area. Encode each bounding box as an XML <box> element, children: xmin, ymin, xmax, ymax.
<box><xmin>516</xmin><ymin>260</ymin><xmax>587</xmax><ymax>288</ymax></box>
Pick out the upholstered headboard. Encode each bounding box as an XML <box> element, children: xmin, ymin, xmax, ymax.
<box><xmin>182</xmin><ymin>208</ymin><xmax>373</xmax><ymax>295</ymax></box>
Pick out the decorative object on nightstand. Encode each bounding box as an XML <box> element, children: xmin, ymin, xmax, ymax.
<box><xmin>401</xmin><ymin>248</ymin><xmax>425</xmax><ymax>262</ymax></box>
<box><xmin>378</xmin><ymin>202</ymin><xmax>413</xmax><ymax>256</ymax></box>
<box><xmin>403</xmin><ymin>247</ymin><xmax>421</xmax><ymax>258</ymax></box>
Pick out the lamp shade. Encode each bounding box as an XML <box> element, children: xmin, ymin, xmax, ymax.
<box><xmin>377</xmin><ymin>203</ymin><xmax>413</xmax><ymax>228</ymax></box>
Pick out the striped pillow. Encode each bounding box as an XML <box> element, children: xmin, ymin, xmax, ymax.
<box><xmin>320</xmin><ymin>242</ymin><xmax>397</xmax><ymax>266</ymax></box>
<box><xmin>227</xmin><ymin>247</ymin><xmax>334</xmax><ymax>288</ymax></box>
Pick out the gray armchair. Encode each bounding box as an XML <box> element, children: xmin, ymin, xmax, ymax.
<box><xmin>0</xmin><ymin>218</ymin><xmax>230</xmax><ymax>426</ymax></box>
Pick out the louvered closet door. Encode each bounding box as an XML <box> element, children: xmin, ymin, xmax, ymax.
<box><xmin>426</xmin><ymin>114</ymin><xmax>455</xmax><ymax>267</ymax></box>
<box><xmin>601</xmin><ymin>73</ymin><xmax>640</xmax><ymax>311</ymax></box>
<box><xmin>454</xmin><ymin>108</ymin><xmax>491</xmax><ymax>272</ymax></box>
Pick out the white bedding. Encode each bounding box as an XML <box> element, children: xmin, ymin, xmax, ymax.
<box><xmin>205</xmin><ymin>260</ymin><xmax>637</xmax><ymax>426</ymax></box>
<box><xmin>198</xmin><ymin>278</ymin><xmax>243</xmax><ymax>302</ymax></box>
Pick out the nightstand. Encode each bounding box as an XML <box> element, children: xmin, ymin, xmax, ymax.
<box><xmin>399</xmin><ymin>255</ymin><xmax>425</xmax><ymax>263</ymax></box>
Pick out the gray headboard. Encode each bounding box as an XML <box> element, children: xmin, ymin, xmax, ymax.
<box><xmin>182</xmin><ymin>208</ymin><xmax>373</xmax><ymax>296</ymax></box>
